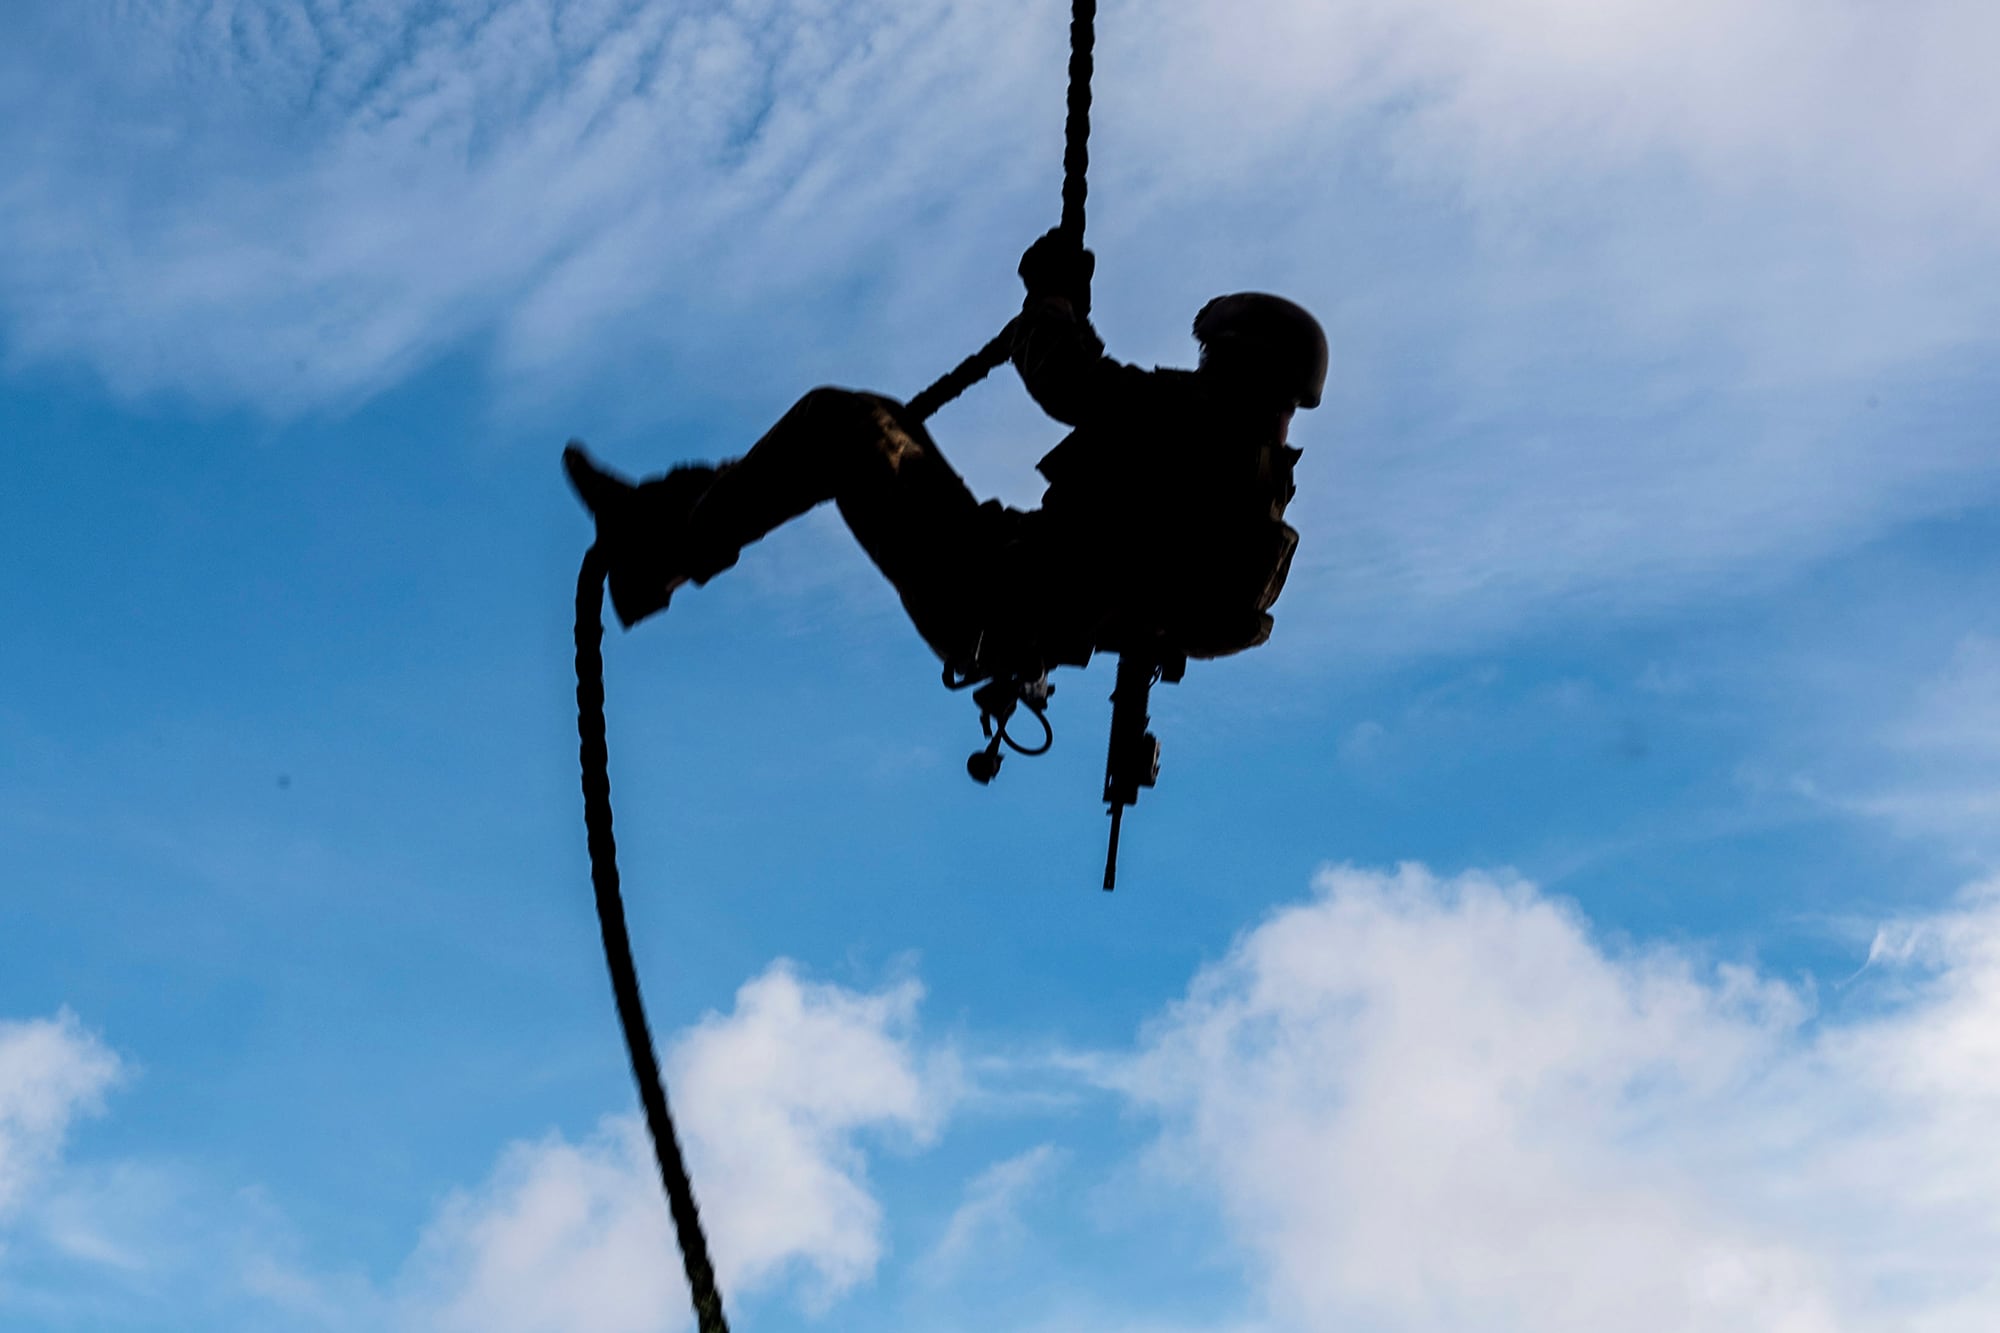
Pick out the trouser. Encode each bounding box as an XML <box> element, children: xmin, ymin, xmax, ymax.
<box><xmin>682</xmin><ymin>387</ymin><xmax>1064</xmax><ymax>668</ymax></box>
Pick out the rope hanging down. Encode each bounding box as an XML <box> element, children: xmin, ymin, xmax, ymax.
<box><xmin>575</xmin><ymin>550</ymin><xmax>730</xmax><ymax>1333</ymax></box>
<box><xmin>906</xmin><ymin>0</ymin><xmax>1094</xmax><ymax>424</ymax></box>
<box><xmin>572</xmin><ymin>5</ymin><xmax>1096</xmax><ymax>1330</ymax></box>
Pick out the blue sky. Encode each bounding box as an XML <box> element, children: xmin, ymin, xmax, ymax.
<box><xmin>5</xmin><ymin>1</ymin><xmax>2000</xmax><ymax>1330</ymax></box>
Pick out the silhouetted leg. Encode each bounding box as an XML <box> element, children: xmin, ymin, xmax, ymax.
<box><xmin>563</xmin><ymin>444</ymin><xmax>718</xmax><ymax>628</ymax></box>
<box><xmin>682</xmin><ymin>387</ymin><xmax>998</xmax><ymax>662</ymax></box>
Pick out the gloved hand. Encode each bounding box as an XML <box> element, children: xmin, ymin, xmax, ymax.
<box><xmin>1018</xmin><ymin>228</ymin><xmax>1094</xmax><ymax>312</ymax></box>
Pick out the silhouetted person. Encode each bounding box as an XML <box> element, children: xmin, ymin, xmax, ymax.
<box><xmin>564</xmin><ymin>231</ymin><xmax>1326</xmax><ymax>675</ymax></box>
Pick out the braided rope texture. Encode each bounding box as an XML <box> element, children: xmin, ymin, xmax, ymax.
<box><xmin>908</xmin><ymin>0</ymin><xmax>1095</xmax><ymax>423</ymax></box>
<box><xmin>1060</xmin><ymin>0</ymin><xmax>1094</xmax><ymax>240</ymax></box>
<box><xmin>570</xmin><ymin>6</ymin><xmax>1101</xmax><ymax>1327</ymax></box>
<box><xmin>906</xmin><ymin>322</ymin><xmax>1019</xmax><ymax>424</ymax></box>
<box><xmin>575</xmin><ymin>552</ymin><xmax>731</xmax><ymax>1333</ymax></box>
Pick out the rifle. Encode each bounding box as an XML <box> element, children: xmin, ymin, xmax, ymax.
<box><xmin>1101</xmin><ymin>649</ymin><xmax>1184</xmax><ymax>890</ymax></box>
<box><xmin>950</xmin><ymin>641</ymin><xmax>1184</xmax><ymax>891</ymax></box>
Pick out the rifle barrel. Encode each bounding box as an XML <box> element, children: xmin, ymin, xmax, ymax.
<box><xmin>1103</xmin><ymin>804</ymin><xmax>1124</xmax><ymax>891</ymax></box>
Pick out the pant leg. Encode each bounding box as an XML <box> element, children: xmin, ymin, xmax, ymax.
<box><xmin>684</xmin><ymin>387</ymin><xmax>996</xmax><ymax>663</ymax></box>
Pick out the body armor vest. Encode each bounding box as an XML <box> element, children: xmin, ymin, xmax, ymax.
<box><xmin>1034</xmin><ymin>369</ymin><xmax>1301</xmax><ymax>659</ymax></box>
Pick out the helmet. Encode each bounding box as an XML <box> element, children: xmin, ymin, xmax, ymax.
<box><xmin>1193</xmin><ymin>293</ymin><xmax>1328</xmax><ymax>410</ymax></box>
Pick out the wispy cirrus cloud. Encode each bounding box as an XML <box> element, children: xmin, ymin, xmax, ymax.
<box><xmin>0</xmin><ymin>0</ymin><xmax>1066</xmax><ymax>411</ymax></box>
<box><xmin>11</xmin><ymin>0</ymin><xmax>1996</xmax><ymax>405</ymax></box>
<box><xmin>6</xmin><ymin>1</ymin><xmax>2000</xmax><ymax>651</ymax></box>
<box><xmin>922</xmin><ymin>1143</ymin><xmax>1063</xmax><ymax>1280</ymax></box>
<box><xmin>0</xmin><ymin>1009</ymin><xmax>381</xmax><ymax>1331</ymax></box>
<box><xmin>1813</xmin><ymin>633</ymin><xmax>2000</xmax><ymax>865</ymax></box>
<box><xmin>0</xmin><ymin>1010</ymin><xmax>121</xmax><ymax>1224</ymax></box>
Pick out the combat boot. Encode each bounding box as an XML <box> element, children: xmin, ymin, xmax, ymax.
<box><xmin>562</xmin><ymin>443</ymin><xmax>718</xmax><ymax>628</ymax></box>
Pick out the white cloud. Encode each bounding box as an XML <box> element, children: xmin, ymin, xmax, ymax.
<box><xmin>1110</xmin><ymin>1</ymin><xmax>2000</xmax><ymax>656</ymax></box>
<box><xmin>26</xmin><ymin>869</ymin><xmax>2000</xmax><ymax>1333</ymax></box>
<box><xmin>1895</xmin><ymin>636</ymin><xmax>2000</xmax><ymax>758</ymax></box>
<box><xmin>7</xmin><ymin>1</ymin><xmax>2000</xmax><ymax>652</ymax></box>
<box><xmin>1118</xmin><ymin>863</ymin><xmax>2000</xmax><ymax>1332</ymax></box>
<box><xmin>924</xmin><ymin>1143</ymin><xmax>1062</xmax><ymax>1278</ymax></box>
<box><xmin>403</xmin><ymin>960</ymin><xmax>954</xmax><ymax>1331</ymax></box>
<box><xmin>0</xmin><ymin>0</ymin><xmax>1064</xmax><ymax>410</ymax></box>
<box><xmin>1796</xmin><ymin>634</ymin><xmax>2000</xmax><ymax>861</ymax></box>
<box><xmin>0</xmin><ymin>1009</ymin><xmax>121</xmax><ymax>1224</ymax></box>
<box><xmin>401</xmin><ymin>1116</ymin><xmax>693</xmax><ymax>1333</ymax></box>
<box><xmin>0</xmin><ymin>1011</ymin><xmax>388</xmax><ymax>1330</ymax></box>
<box><xmin>669</xmin><ymin>959</ymin><xmax>954</xmax><ymax>1301</ymax></box>
<box><xmin>1126</xmin><ymin>0</ymin><xmax>2000</xmax><ymax>226</ymax></box>
<box><xmin>8</xmin><ymin>0</ymin><xmax>1998</xmax><ymax>407</ymax></box>
<box><xmin>0</xmin><ymin>970</ymin><xmax>954</xmax><ymax>1332</ymax></box>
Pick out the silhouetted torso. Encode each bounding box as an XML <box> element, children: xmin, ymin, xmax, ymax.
<box><xmin>1009</xmin><ymin>299</ymin><xmax>1302</xmax><ymax>659</ymax></box>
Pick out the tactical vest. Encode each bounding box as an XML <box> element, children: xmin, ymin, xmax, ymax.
<box><xmin>1034</xmin><ymin>371</ymin><xmax>1301</xmax><ymax>660</ymax></box>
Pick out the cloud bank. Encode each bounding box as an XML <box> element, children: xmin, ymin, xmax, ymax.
<box><xmin>1121</xmin><ymin>863</ymin><xmax>2000</xmax><ymax>1332</ymax></box>
<box><xmin>0</xmin><ymin>1010</ymin><xmax>121</xmax><ymax>1225</ymax></box>
<box><xmin>7</xmin><ymin>0</ymin><xmax>1994</xmax><ymax>400</ymax></box>
<box><xmin>403</xmin><ymin>865</ymin><xmax>2000</xmax><ymax>1332</ymax></box>
<box><xmin>25</xmin><ymin>865</ymin><xmax>2000</xmax><ymax>1330</ymax></box>
<box><xmin>403</xmin><ymin>960</ymin><xmax>951</xmax><ymax>1332</ymax></box>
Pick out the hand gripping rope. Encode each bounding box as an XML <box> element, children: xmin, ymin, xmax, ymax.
<box><xmin>572</xmin><ymin>6</ymin><xmax>1096</xmax><ymax>1331</ymax></box>
<box><xmin>905</xmin><ymin>0</ymin><xmax>1093</xmax><ymax>423</ymax></box>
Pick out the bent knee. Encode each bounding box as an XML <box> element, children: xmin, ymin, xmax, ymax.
<box><xmin>793</xmin><ymin>386</ymin><xmax>914</xmax><ymax>450</ymax></box>
<box><xmin>795</xmin><ymin>385</ymin><xmax>873</xmax><ymax>414</ymax></box>
<box><xmin>799</xmin><ymin>385</ymin><xmax>910</xmax><ymax>416</ymax></box>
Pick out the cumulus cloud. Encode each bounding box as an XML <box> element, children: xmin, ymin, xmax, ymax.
<box><xmin>0</xmin><ymin>974</ymin><xmax>951</xmax><ymax>1330</ymax></box>
<box><xmin>404</xmin><ymin>960</ymin><xmax>953</xmax><ymax>1331</ymax></box>
<box><xmin>402</xmin><ymin>1116</ymin><xmax>696</xmax><ymax>1333</ymax></box>
<box><xmin>1118</xmin><ymin>863</ymin><xmax>2000</xmax><ymax>1332</ymax></box>
<box><xmin>26</xmin><ymin>874</ymin><xmax>2000</xmax><ymax>1333</ymax></box>
<box><xmin>0</xmin><ymin>1009</ymin><xmax>122</xmax><ymax>1224</ymax></box>
<box><xmin>668</xmin><ymin>959</ymin><xmax>954</xmax><ymax>1296</ymax></box>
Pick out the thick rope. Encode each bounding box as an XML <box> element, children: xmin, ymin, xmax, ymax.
<box><xmin>570</xmin><ymin>7</ymin><xmax>1101</xmax><ymax>1327</ymax></box>
<box><xmin>1059</xmin><ymin>0</ymin><xmax>1094</xmax><ymax>242</ymax></box>
<box><xmin>907</xmin><ymin>0</ymin><xmax>1095</xmax><ymax>424</ymax></box>
<box><xmin>575</xmin><ymin>550</ymin><xmax>730</xmax><ymax>1333</ymax></box>
<box><xmin>906</xmin><ymin>322</ymin><xmax>1018</xmax><ymax>424</ymax></box>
